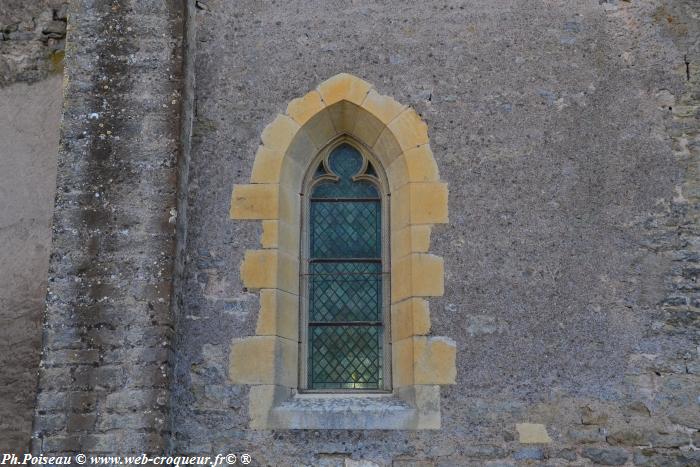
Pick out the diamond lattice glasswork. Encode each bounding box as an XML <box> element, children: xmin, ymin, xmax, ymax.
<box><xmin>307</xmin><ymin>144</ymin><xmax>384</xmax><ymax>390</ymax></box>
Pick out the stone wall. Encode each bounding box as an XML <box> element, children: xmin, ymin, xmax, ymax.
<box><xmin>0</xmin><ymin>1</ymin><xmax>68</xmax><ymax>86</ymax></box>
<box><xmin>0</xmin><ymin>0</ymin><xmax>67</xmax><ymax>454</ymax></box>
<box><xmin>172</xmin><ymin>0</ymin><xmax>699</xmax><ymax>465</ymax></box>
<box><xmin>8</xmin><ymin>0</ymin><xmax>698</xmax><ymax>464</ymax></box>
<box><xmin>31</xmin><ymin>0</ymin><xmax>185</xmax><ymax>455</ymax></box>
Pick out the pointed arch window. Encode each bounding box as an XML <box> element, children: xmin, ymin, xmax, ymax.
<box><xmin>300</xmin><ymin>142</ymin><xmax>391</xmax><ymax>391</ymax></box>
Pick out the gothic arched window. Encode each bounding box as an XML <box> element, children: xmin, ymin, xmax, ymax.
<box><xmin>300</xmin><ymin>142</ymin><xmax>390</xmax><ymax>391</ymax></box>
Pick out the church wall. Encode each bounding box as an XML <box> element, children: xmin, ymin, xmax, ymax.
<box><xmin>172</xmin><ymin>0</ymin><xmax>700</xmax><ymax>465</ymax></box>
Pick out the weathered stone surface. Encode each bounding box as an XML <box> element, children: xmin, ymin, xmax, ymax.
<box><xmin>607</xmin><ymin>429</ymin><xmax>651</xmax><ymax>446</ymax></box>
<box><xmin>29</xmin><ymin>0</ymin><xmax>186</xmax><ymax>455</ymax></box>
<box><xmin>581</xmin><ymin>447</ymin><xmax>630</xmax><ymax>466</ymax></box>
<box><xmin>581</xmin><ymin>405</ymin><xmax>609</xmax><ymax>425</ymax></box>
<box><xmin>568</xmin><ymin>426</ymin><xmax>605</xmax><ymax>444</ymax></box>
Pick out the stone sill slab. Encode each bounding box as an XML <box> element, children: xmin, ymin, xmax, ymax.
<box><xmin>266</xmin><ymin>390</ymin><xmax>439</xmax><ymax>429</ymax></box>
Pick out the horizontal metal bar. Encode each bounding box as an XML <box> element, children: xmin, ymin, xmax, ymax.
<box><xmin>310</xmin><ymin>198</ymin><xmax>380</xmax><ymax>202</ymax></box>
<box><xmin>309</xmin><ymin>321</ymin><xmax>383</xmax><ymax>326</ymax></box>
<box><xmin>302</xmin><ymin>272</ymin><xmax>388</xmax><ymax>277</ymax></box>
<box><xmin>309</xmin><ymin>258</ymin><xmax>381</xmax><ymax>263</ymax></box>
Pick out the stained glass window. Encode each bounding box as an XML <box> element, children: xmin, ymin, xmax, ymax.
<box><xmin>306</xmin><ymin>144</ymin><xmax>385</xmax><ymax>390</ymax></box>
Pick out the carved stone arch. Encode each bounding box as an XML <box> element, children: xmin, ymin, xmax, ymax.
<box><xmin>229</xmin><ymin>73</ymin><xmax>456</xmax><ymax>430</ymax></box>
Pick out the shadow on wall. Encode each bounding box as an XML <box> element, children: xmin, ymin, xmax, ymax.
<box><xmin>0</xmin><ymin>74</ymin><xmax>62</xmax><ymax>452</ymax></box>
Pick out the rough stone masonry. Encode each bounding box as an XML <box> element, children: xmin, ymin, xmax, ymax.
<box><xmin>0</xmin><ymin>0</ymin><xmax>698</xmax><ymax>465</ymax></box>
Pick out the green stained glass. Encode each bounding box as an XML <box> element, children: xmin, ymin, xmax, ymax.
<box><xmin>310</xmin><ymin>201</ymin><xmax>380</xmax><ymax>258</ymax></box>
<box><xmin>309</xmin><ymin>326</ymin><xmax>383</xmax><ymax>390</ymax></box>
<box><xmin>309</xmin><ymin>262</ymin><xmax>381</xmax><ymax>322</ymax></box>
<box><xmin>307</xmin><ymin>143</ymin><xmax>384</xmax><ymax>390</ymax></box>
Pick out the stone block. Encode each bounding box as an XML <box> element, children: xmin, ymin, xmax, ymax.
<box><xmin>261</xmin><ymin>220</ymin><xmax>278</xmax><ymax>248</ymax></box>
<box><xmin>228</xmin><ymin>336</ymin><xmax>297</xmax><ymax>386</ymax></box>
<box><xmin>250</xmin><ymin>146</ymin><xmax>284</xmax><ymax>183</ymax></box>
<box><xmin>513</xmin><ymin>447</ymin><xmax>543</xmax><ymax>461</ymax></box>
<box><xmin>372</xmin><ymin>127</ymin><xmax>403</xmax><ymax>165</ymax></box>
<box><xmin>414</xmin><ymin>336</ymin><xmax>456</xmax><ymax>385</ymax></box>
<box><xmin>283</xmin><ymin>129</ymin><xmax>318</xmax><ymax>173</ymax></box>
<box><xmin>568</xmin><ymin>426</ymin><xmax>605</xmax><ymax>443</ymax></box>
<box><xmin>388</xmin><ymin>109</ymin><xmax>429</xmax><ymax>152</ymax></box>
<box><xmin>408</xmin><ymin>183</ymin><xmax>449</xmax><ymax>225</ymax></box>
<box><xmin>317</xmin><ymin>73</ymin><xmax>372</xmax><ymax>106</ymax></box>
<box><xmin>249</xmin><ymin>384</ymin><xmax>291</xmax><ymax>429</ymax></box>
<box><xmin>301</xmin><ymin>110</ymin><xmax>337</xmax><ymax>148</ymax></box>
<box><xmin>230</xmin><ymin>184</ymin><xmax>279</xmax><ymax>220</ymax></box>
<box><xmin>277</xmin><ymin>250</ymin><xmax>300</xmax><ymax>295</ymax></box>
<box><xmin>394</xmin><ymin>336</ymin><xmax>456</xmax><ymax>387</ymax></box>
<box><xmin>581</xmin><ymin>447</ymin><xmax>629</xmax><ymax>466</ymax></box>
<box><xmin>352</xmin><ymin>109</ymin><xmax>386</xmax><ymax>147</ymax></box>
<box><xmin>277</xmin><ymin>183</ymin><xmax>301</xmax><ymax>225</ymax></box>
<box><xmin>277</xmin><ymin>220</ymin><xmax>300</xmax><ymax>255</ymax></box>
<box><xmin>580</xmin><ymin>405</ymin><xmax>609</xmax><ymax>425</ymax></box>
<box><xmin>403</xmin><ymin>145</ymin><xmax>439</xmax><ymax>183</ymax></box>
<box><xmin>410</xmin><ymin>254</ymin><xmax>445</xmax><ymax>298</ymax></box>
<box><xmin>516</xmin><ymin>423</ymin><xmax>552</xmax><ymax>444</ymax></box>
<box><xmin>255</xmin><ymin>289</ymin><xmax>299</xmax><ymax>341</ymax></box>
<box><xmin>392</xmin><ymin>253</ymin><xmax>444</xmax><ymax>302</ymax></box>
<box><xmin>362</xmin><ymin>89</ymin><xmax>407</xmax><ymax>125</ymax></box>
<box><xmin>651</xmin><ymin>432</ymin><xmax>689</xmax><ymax>448</ymax></box>
<box><xmin>392</xmin><ymin>337</ymin><xmax>415</xmax><ymax>387</ymax></box>
<box><xmin>392</xmin><ymin>225</ymin><xmax>432</xmax><ymax>259</ymax></box>
<box><xmin>240</xmin><ymin>250</ymin><xmax>278</xmax><ymax>289</ymax></box>
<box><xmin>607</xmin><ymin>429</ymin><xmax>650</xmax><ymax>446</ymax></box>
<box><xmin>391</xmin><ymin>183</ymin><xmax>448</xmax><ymax>230</ymax></box>
<box><xmin>260</xmin><ymin>114</ymin><xmax>300</xmax><ymax>152</ymax></box>
<box><xmin>286</xmin><ymin>90</ymin><xmax>326</xmax><ymax>125</ymax></box>
<box><xmin>391</xmin><ymin>298</ymin><xmax>431</xmax><ymax>341</ymax></box>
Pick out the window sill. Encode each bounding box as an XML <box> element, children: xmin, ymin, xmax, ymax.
<box><xmin>256</xmin><ymin>385</ymin><xmax>441</xmax><ymax>430</ymax></box>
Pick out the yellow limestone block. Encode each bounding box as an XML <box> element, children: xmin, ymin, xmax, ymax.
<box><xmin>391</xmin><ymin>298</ymin><xmax>431</xmax><ymax>341</ymax></box>
<box><xmin>286</xmin><ymin>90</ymin><xmax>326</xmax><ymax>125</ymax></box>
<box><xmin>260</xmin><ymin>114</ymin><xmax>300</xmax><ymax>152</ymax></box>
<box><xmin>255</xmin><ymin>289</ymin><xmax>299</xmax><ymax>341</ymax></box>
<box><xmin>391</xmin><ymin>253</ymin><xmax>444</xmax><ymax>302</ymax></box>
<box><xmin>362</xmin><ymin>89</ymin><xmax>407</xmax><ymax>125</ymax></box>
<box><xmin>516</xmin><ymin>423</ymin><xmax>553</xmax><ymax>444</ymax></box>
<box><xmin>317</xmin><ymin>73</ymin><xmax>372</xmax><ymax>106</ymax></box>
<box><xmin>403</xmin><ymin>145</ymin><xmax>440</xmax><ymax>183</ymax></box>
<box><xmin>392</xmin><ymin>337</ymin><xmax>415</xmax><ymax>387</ymax></box>
<box><xmin>352</xmin><ymin>108</ymin><xmax>386</xmax><ymax>147</ymax></box>
<box><xmin>411</xmin><ymin>254</ymin><xmax>444</xmax><ymax>297</ymax></box>
<box><xmin>387</xmin><ymin>156</ymin><xmax>409</xmax><ymax>192</ymax></box>
<box><xmin>326</xmin><ymin>100</ymin><xmax>359</xmax><ymax>134</ymax></box>
<box><xmin>228</xmin><ymin>336</ymin><xmax>296</xmax><ymax>386</ymax></box>
<box><xmin>302</xmin><ymin>110</ymin><xmax>337</xmax><ymax>149</ymax></box>
<box><xmin>240</xmin><ymin>250</ymin><xmax>278</xmax><ymax>289</ymax></box>
<box><xmin>413</xmin><ymin>336</ymin><xmax>457</xmax><ymax>385</ymax></box>
<box><xmin>276</xmin><ymin>220</ymin><xmax>300</xmax><ymax>256</ymax></box>
<box><xmin>372</xmin><ymin>126</ymin><xmax>404</xmax><ymax>165</ymax></box>
<box><xmin>261</xmin><ymin>221</ymin><xmax>278</xmax><ymax>248</ymax></box>
<box><xmin>250</xmin><ymin>146</ymin><xmax>284</xmax><ymax>184</ymax></box>
<box><xmin>277</xmin><ymin>250</ymin><xmax>300</xmax><ymax>295</ymax></box>
<box><xmin>409</xmin><ymin>183</ymin><xmax>449</xmax><ymax>225</ymax></box>
<box><xmin>388</xmin><ymin>108</ymin><xmax>429</xmax><ymax>151</ymax></box>
<box><xmin>277</xmin><ymin>183</ymin><xmax>301</xmax><ymax>226</ymax></box>
<box><xmin>393</xmin><ymin>336</ymin><xmax>456</xmax><ymax>387</ymax></box>
<box><xmin>392</xmin><ymin>225</ymin><xmax>432</xmax><ymax>260</ymax></box>
<box><xmin>230</xmin><ymin>184</ymin><xmax>279</xmax><ymax>220</ymax></box>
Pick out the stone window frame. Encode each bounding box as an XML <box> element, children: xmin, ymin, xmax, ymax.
<box><xmin>299</xmin><ymin>137</ymin><xmax>393</xmax><ymax>393</ymax></box>
<box><xmin>229</xmin><ymin>73</ymin><xmax>456</xmax><ymax>429</ymax></box>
